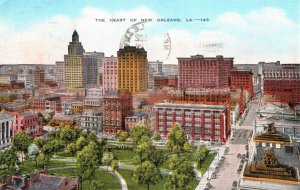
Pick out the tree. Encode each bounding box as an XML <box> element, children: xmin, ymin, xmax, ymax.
<box><xmin>1</xmin><ymin>148</ymin><xmax>19</xmax><ymax>170</ymax></box>
<box><xmin>37</xmin><ymin>153</ymin><xmax>50</xmax><ymax>168</ymax></box>
<box><xmin>134</xmin><ymin>140</ymin><xmax>164</xmax><ymax>167</ymax></box>
<box><xmin>183</xmin><ymin>142</ymin><xmax>194</xmax><ymax>153</ymax></box>
<box><xmin>48</xmin><ymin>130</ymin><xmax>60</xmax><ymax>140</ymax></box>
<box><xmin>51</xmin><ymin>139</ymin><xmax>65</xmax><ymax>154</ymax></box>
<box><xmin>33</xmin><ymin>138</ymin><xmax>46</xmax><ymax>149</ymax></box>
<box><xmin>133</xmin><ymin>161</ymin><xmax>162</xmax><ymax>190</ymax></box>
<box><xmin>129</xmin><ymin>125</ymin><xmax>151</xmax><ymax>145</ymax></box>
<box><xmin>153</xmin><ymin>132</ymin><xmax>161</xmax><ymax>141</ymax></box>
<box><xmin>12</xmin><ymin>132</ymin><xmax>32</xmax><ymax>163</ymax></box>
<box><xmin>28</xmin><ymin>144</ymin><xmax>40</xmax><ymax>167</ymax></box>
<box><xmin>102</xmin><ymin>152</ymin><xmax>114</xmax><ymax>171</ymax></box>
<box><xmin>165</xmin><ymin>156</ymin><xmax>196</xmax><ymax>190</ymax></box>
<box><xmin>76</xmin><ymin>136</ymin><xmax>88</xmax><ymax>151</ymax></box>
<box><xmin>194</xmin><ymin>145</ymin><xmax>209</xmax><ymax>167</ymax></box>
<box><xmin>76</xmin><ymin>142</ymin><xmax>99</xmax><ymax>184</ymax></box>
<box><xmin>58</xmin><ymin>126</ymin><xmax>79</xmax><ymax>143</ymax></box>
<box><xmin>41</xmin><ymin>139</ymin><xmax>64</xmax><ymax>157</ymax></box>
<box><xmin>90</xmin><ymin>180</ymin><xmax>105</xmax><ymax>190</ymax></box>
<box><xmin>111</xmin><ymin>160</ymin><xmax>119</xmax><ymax>171</ymax></box>
<box><xmin>116</xmin><ymin>132</ymin><xmax>128</xmax><ymax>143</ymax></box>
<box><xmin>65</xmin><ymin>142</ymin><xmax>77</xmax><ymax>156</ymax></box>
<box><xmin>166</xmin><ymin>125</ymin><xmax>187</xmax><ymax>154</ymax></box>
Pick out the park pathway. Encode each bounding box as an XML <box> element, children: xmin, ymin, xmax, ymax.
<box><xmin>48</xmin><ymin>165</ymin><xmax>128</xmax><ymax>190</ymax></box>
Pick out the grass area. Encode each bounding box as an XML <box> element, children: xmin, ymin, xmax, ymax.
<box><xmin>0</xmin><ymin>159</ymin><xmax>75</xmax><ymax>177</ymax></box>
<box><xmin>55</xmin><ymin>151</ymin><xmax>73</xmax><ymax>158</ymax></box>
<box><xmin>197</xmin><ymin>152</ymin><xmax>217</xmax><ymax>174</ymax></box>
<box><xmin>119</xmin><ymin>169</ymin><xmax>198</xmax><ymax>190</ymax></box>
<box><xmin>50</xmin><ymin>168</ymin><xmax>121</xmax><ymax>190</ymax></box>
<box><xmin>112</xmin><ymin>149</ymin><xmax>135</xmax><ymax>161</ymax></box>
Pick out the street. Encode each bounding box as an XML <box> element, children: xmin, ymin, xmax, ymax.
<box><xmin>202</xmin><ymin>99</ymin><xmax>260</xmax><ymax>190</ymax></box>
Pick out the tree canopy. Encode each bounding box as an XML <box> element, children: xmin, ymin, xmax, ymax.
<box><xmin>133</xmin><ymin>161</ymin><xmax>162</xmax><ymax>190</ymax></box>
<box><xmin>12</xmin><ymin>132</ymin><xmax>32</xmax><ymax>163</ymax></box>
<box><xmin>165</xmin><ymin>156</ymin><xmax>196</xmax><ymax>190</ymax></box>
<box><xmin>129</xmin><ymin>125</ymin><xmax>151</xmax><ymax>145</ymax></box>
<box><xmin>166</xmin><ymin>125</ymin><xmax>187</xmax><ymax>154</ymax></box>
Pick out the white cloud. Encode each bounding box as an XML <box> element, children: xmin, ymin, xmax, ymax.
<box><xmin>0</xmin><ymin>6</ymin><xmax>298</xmax><ymax>65</ymax></box>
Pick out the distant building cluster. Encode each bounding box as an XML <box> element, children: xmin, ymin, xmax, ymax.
<box><xmin>0</xmin><ymin>30</ymin><xmax>299</xmax><ymax>148</ymax></box>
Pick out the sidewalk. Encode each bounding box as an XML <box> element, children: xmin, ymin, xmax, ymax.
<box><xmin>195</xmin><ymin>146</ymin><xmax>226</xmax><ymax>190</ymax></box>
<box><xmin>100</xmin><ymin>166</ymin><xmax>128</xmax><ymax>190</ymax></box>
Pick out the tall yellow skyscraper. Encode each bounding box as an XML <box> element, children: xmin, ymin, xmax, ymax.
<box><xmin>117</xmin><ymin>46</ymin><xmax>148</xmax><ymax>95</ymax></box>
<box><xmin>64</xmin><ymin>30</ymin><xmax>85</xmax><ymax>88</ymax></box>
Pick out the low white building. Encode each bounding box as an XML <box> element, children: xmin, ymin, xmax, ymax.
<box><xmin>80</xmin><ymin>111</ymin><xmax>102</xmax><ymax>134</ymax></box>
<box><xmin>0</xmin><ymin>113</ymin><xmax>14</xmax><ymax>150</ymax></box>
<box><xmin>17</xmin><ymin>74</ymin><xmax>35</xmax><ymax>88</ymax></box>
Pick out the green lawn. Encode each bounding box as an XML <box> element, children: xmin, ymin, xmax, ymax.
<box><xmin>119</xmin><ymin>169</ymin><xmax>199</xmax><ymax>190</ymax></box>
<box><xmin>55</xmin><ymin>151</ymin><xmax>73</xmax><ymax>158</ymax></box>
<box><xmin>112</xmin><ymin>149</ymin><xmax>135</xmax><ymax>161</ymax></box>
<box><xmin>0</xmin><ymin>159</ymin><xmax>75</xmax><ymax>177</ymax></box>
<box><xmin>50</xmin><ymin>168</ymin><xmax>121</xmax><ymax>190</ymax></box>
<box><xmin>197</xmin><ymin>152</ymin><xmax>217</xmax><ymax>174</ymax></box>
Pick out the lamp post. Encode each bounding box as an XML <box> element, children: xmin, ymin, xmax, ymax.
<box><xmin>207</xmin><ymin>167</ymin><xmax>210</xmax><ymax>181</ymax></box>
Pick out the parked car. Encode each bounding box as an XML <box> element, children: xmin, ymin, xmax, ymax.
<box><xmin>232</xmin><ymin>181</ymin><xmax>238</xmax><ymax>187</ymax></box>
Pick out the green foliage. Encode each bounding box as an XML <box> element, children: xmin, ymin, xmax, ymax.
<box><xmin>76</xmin><ymin>142</ymin><xmax>99</xmax><ymax>181</ymax></box>
<box><xmin>111</xmin><ymin>160</ymin><xmax>119</xmax><ymax>171</ymax></box>
<box><xmin>89</xmin><ymin>180</ymin><xmax>105</xmax><ymax>190</ymax></box>
<box><xmin>166</xmin><ymin>125</ymin><xmax>187</xmax><ymax>154</ymax></box>
<box><xmin>197</xmin><ymin>152</ymin><xmax>217</xmax><ymax>174</ymax></box>
<box><xmin>116</xmin><ymin>132</ymin><xmax>128</xmax><ymax>142</ymax></box>
<box><xmin>165</xmin><ymin>156</ymin><xmax>196</xmax><ymax>190</ymax></box>
<box><xmin>129</xmin><ymin>125</ymin><xmax>151</xmax><ymax>145</ymax></box>
<box><xmin>133</xmin><ymin>161</ymin><xmax>162</xmax><ymax>190</ymax></box>
<box><xmin>133</xmin><ymin>141</ymin><xmax>164</xmax><ymax>167</ymax></box>
<box><xmin>76</xmin><ymin>136</ymin><xmax>88</xmax><ymax>151</ymax></box>
<box><xmin>37</xmin><ymin>153</ymin><xmax>50</xmax><ymax>168</ymax></box>
<box><xmin>80</xmin><ymin>131</ymin><xmax>97</xmax><ymax>142</ymax></box>
<box><xmin>12</xmin><ymin>132</ymin><xmax>32</xmax><ymax>163</ymax></box>
<box><xmin>65</xmin><ymin>142</ymin><xmax>77</xmax><ymax>156</ymax></box>
<box><xmin>33</xmin><ymin>138</ymin><xmax>46</xmax><ymax>149</ymax></box>
<box><xmin>153</xmin><ymin>132</ymin><xmax>161</xmax><ymax>141</ymax></box>
<box><xmin>102</xmin><ymin>152</ymin><xmax>114</xmax><ymax>171</ymax></box>
<box><xmin>194</xmin><ymin>145</ymin><xmax>209</xmax><ymax>167</ymax></box>
<box><xmin>183</xmin><ymin>142</ymin><xmax>194</xmax><ymax>153</ymax></box>
<box><xmin>0</xmin><ymin>148</ymin><xmax>19</xmax><ymax>170</ymax></box>
<box><xmin>58</xmin><ymin>126</ymin><xmax>80</xmax><ymax>143</ymax></box>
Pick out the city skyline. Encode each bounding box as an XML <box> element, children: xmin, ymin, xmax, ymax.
<box><xmin>0</xmin><ymin>0</ymin><xmax>299</xmax><ymax>65</ymax></box>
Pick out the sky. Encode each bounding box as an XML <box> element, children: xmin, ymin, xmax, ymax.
<box><xmin>0</xmin><ymin>0</ymin><xmax>299</xmax><ymax>65</ymax></box>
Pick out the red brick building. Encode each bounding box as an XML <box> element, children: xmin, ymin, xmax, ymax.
<box><xmin>167</xmin><ymin>88</ymin><xmax>231</xmax><ymax>105</ymax></box>
<box><xmin>264</xmin><ymin>79</ymin><xmax>300</xmax><ymax>104</ymax></box>
<box><xmin>154</xmin><ymin>103</ymin><xmax>230</xmax><ymax>144</ymax></box>
<box><xmin>103</xmin><ymin>90</ymin><xmax>133</xmax><ymax>134</ymax></box>
<box><xmin>168</xmin><ymin>76</ymin><xmax>178</xmax><ymax>88</ymax></box>
<box><xmin>0</xmin><ymin>82</ymin><xmax>24</xmax><ymax>90</ymax></box>
<box><xmin>11</xmin><ymin>112</ymin><xmax>43</xmax><ymax>138</ymax></box>
<box><xmin>178</xmin><ymin>55</ymin><xmax>233</xmax><ymax>89</ymax></box>
<box><xmin>32</xmin><ymin>67</ymin><xmax>45</xmax><ymax>87</ymax></box>
<box><xmin>263</xmin><ymin>66</ymin><xmax>300</xmax><ymax>105</ymax></box>
<box><xmin>31</xmin><ymin>96</ymin><xmax>62</xmax><ymax>113</ymax></box>
<box><xmin>230</xmin><ymin>70</ymin><xmax>254</xmax><ymax>98</ymax></box>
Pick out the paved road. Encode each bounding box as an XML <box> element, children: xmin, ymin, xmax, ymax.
<box><xmin>199</xmin><ymin>99</ymin><xmax>259</xmax><ymax>190</ymax></box>
<box><xmin>231</xmin><ymin>129</ymin><xmax>252</xmax><ymax>144</ymax></box>
<box><xmin>242</xmin><ymin>100</ymin><xmax>260</xmax><ymax>129</ymax></box>
<box><xmin>208</xmin><ymin>144</ymin><xmax>247</xmax><ymax>190</ymax></box>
